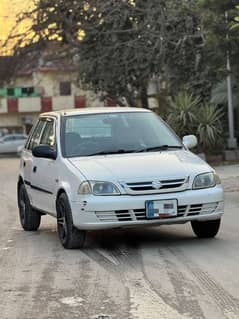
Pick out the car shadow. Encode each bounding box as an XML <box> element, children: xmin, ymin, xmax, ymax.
<box><xmin>19</xmin><ymin>222</ymin><xmax>223</xmax><ymax>253</ymax></box>
<box><xmin>86</xmin><ymin>226</ymin><xmax>222</xmax><ymax>249</ymax></box>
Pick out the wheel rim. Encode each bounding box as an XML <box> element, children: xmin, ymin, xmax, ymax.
<box><xmin>19</xmin><ymin>187</ymin><xmax>27</xmax><ymax>224</ymax></box>
<box><xmin>57</xmin><ymin>199</ymin><xmax>68</xmax><ymax>242</ymax></box>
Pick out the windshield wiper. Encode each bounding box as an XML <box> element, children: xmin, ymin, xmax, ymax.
<box><xmin>87</xmin><ymin>149</ymin><xmax>137</xmax><ymax>156</ymax></box>
<box><xmin>85</xmin><ymin>145</ymin><xmax>182</xmax><ymax>156</ymax></box>
<box><xmin>136</xmin><ymin>145</ymin><xmax>183</xmax><ymax>153</ymax></box>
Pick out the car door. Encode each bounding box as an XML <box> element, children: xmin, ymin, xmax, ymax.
<box><xmin>10</xmin><ymin>135</ymin><xmax>20</xmax><ymax>153</ymax></box>
<box><xmin>21</xmin><ymin>119</ymin><xmax>46</xmax><ymax>203</ymax></box>
<box><xmin>30</xmin><ymin>117</ymin><xmax>58</xmax><ymax>215</ymax></box>
<box><xmin>14</xmin><ymin>135</ymin><xmax>27</xmax><ymax>151</ymax></box>
<box><xmin>9</xmin><ymin>135</ymin><xmax>25</xmax><ymax>153</ymax></box>
<box><xmin>0</xmin><ymin>135</ymin><xmax>16</xmax><ymax>153</ymax></box>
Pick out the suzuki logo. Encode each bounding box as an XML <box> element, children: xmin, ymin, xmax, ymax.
<box><xmin>152</xmin><ymin>181</ymin><xmax>162</xmax><ymax>189</ymax></box>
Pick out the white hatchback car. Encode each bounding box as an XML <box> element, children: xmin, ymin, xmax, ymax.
<box><xmin>18</xmin><ymin>107</ymin><xmax>224</xmax><ymax>249</ymax></box>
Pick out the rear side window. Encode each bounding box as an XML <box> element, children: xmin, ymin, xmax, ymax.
<box><xmin>40</xmin><ymin>119</ymin><xmax>55</xmax><ymax>148</ymax></box>
<box><xmin>27</xmin><ymin>120</ymin><xmax>45</xmax><ymax>151</ymax></box>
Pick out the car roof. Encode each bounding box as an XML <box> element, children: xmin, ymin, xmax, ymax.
<box><xmin>40</xmin><ymin>107</ymin><xmax>151</xmax><ymax>118</ymax></box>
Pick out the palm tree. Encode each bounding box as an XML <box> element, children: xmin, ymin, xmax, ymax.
<box><xmin>167</xmin><ymin>92</ymin><xmax>200</xmax><ymax>137</ymax></box>
<box><xmin>196</xmin><ymin>104</ymin><xmax>224</xmax><ymax>152</ymax></box>
<box><xmin>210</xmin><ymin>79</ymin><xmax>239</xmax><ymax>108</ymax></box>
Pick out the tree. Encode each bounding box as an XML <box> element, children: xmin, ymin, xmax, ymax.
<box><xmin>6</xmin><ymin>0</ymin><xmax>207</xmax><ymax>107</ymax></box>
<box><xmin>198</xmin><ymin>0</ymin><xmax>239</xmax><ymax>78</ymax></box>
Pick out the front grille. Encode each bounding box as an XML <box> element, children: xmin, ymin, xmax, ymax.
<box><xmin>115</xmin><ymin>210</ymin><xmax>132</xmax><ymax>221</ymax></box>
<box><xmin>95</xmin><ymin>202</ymin><xmax>219</xmax><ymax>222</ymax></box>
<box><xmin>121</xmin><ymin>177</ymin><xmax>188</xmax><ymax>195</ymax></box>
<box><xmin>134</xmin><ymin>209</ymin><xmax>146</xmax><ymax>220</ymax></box>
<box><xmin>178</xmin><ymin>205</ymin><xmax>187</xmax><ymax>217</ymax></box>
<box><xmin>187</xmin><ymin>204</ymin><xmax>203</xmax><ymax>216</ymax></box>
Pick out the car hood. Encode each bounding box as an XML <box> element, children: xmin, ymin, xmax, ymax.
<box><xmin>68</xmin><ymin>150</ymin><xmax>212</xmax><ymax>182</ymax></box>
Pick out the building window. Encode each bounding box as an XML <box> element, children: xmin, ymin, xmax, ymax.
<box><xmin>22</xmin><ymin>87</ymin><xmax>35</xmax><ymax>97</ymax></box>
<box><xmin>5</xmin><ymin>87</ymin><xmax>37</xmax><ymax>97</ymax></box>
<box><xmin>60</xmin><ymin>81</ymin><xmax>71</xmax><ymax>96</ymax></box>
<box><xmin>7</xmin><ymin>88</ymin><xmax>15</xmax><ymax>96</ymax></box>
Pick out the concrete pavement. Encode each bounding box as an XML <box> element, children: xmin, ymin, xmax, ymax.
<box><xmin>215</xmin><ymin>164</ymin><xmax>239</xmax><ymax>192</ymax></box>
<box><xmin>0</xmin><ymin>158</ymin><xmax>239</xmax><ymax>319</ymax></box>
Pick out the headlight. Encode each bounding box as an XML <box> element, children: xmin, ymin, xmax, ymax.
<box><xmin>193</xmin><ymin>172</ymin><xmax>221</xmax><ymax>190</ymax></box>
<box><xmin>78</xmin><ymin>181</ymin><xmax>91</xmax><ymax>194</ymax></box>
<box><xmin>78</xmin><ymin>181</ymin><xmax>120</xmax><ymax>195</ymax></box>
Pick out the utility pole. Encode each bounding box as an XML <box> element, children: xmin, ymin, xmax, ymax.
<box><xmin>225</xmin><ymin>11</ymin><xmax>237</xmax><ymax>149</ymax></box>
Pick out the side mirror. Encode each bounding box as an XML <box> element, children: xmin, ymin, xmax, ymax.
<box><xmin>32</xmin><ymin>145</ymin><xmax>57</xmax><ymax>160</ymax></box>
<box><xmin>182</xmin><ymin>135</ymin><xmax>198</xmax><ymax>149</ymax></box>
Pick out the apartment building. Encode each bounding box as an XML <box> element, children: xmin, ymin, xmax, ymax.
<box><xmin>0</xmin><ymin>55</ymin><xmax>117</xmax><ymax>134</ymax></box>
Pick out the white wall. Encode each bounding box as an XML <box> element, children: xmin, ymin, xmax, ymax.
<box><xmin>18</xmin><ymin>97</ymin><xmax>41</xmax><ymax>113</ymax></box>
<box><xmin>0</xmin><ymin>98</ymin><xmax>7</xmax><ymax>113</ymax></box>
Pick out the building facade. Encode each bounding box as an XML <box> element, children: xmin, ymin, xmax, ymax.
<box><xmin>0</xmin><ymin>64</ymin><xmax>117</xmax><ymax>134</ymax></box>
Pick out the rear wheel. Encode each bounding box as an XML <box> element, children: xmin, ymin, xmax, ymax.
<box><xmin>56</xmin><ymin>193</ymin><xmax>86</xmax><ymax>249</ymax></box>
<box><xmin>191</xmin><ymin>219</ymin><xmax>221</xmax><ymax>238</ymax></box>
<box><xmin>18</xmin><ymin>183</ymin><xmax>41</xmax><ymax>231</ymax></box>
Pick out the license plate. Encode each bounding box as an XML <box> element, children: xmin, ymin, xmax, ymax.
<box><xmin>145</xmin><ymin>199</ymin><xmax>177</xmax><ymax>219</ymax></box>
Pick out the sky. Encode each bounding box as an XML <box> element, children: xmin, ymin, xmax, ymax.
<box><xmin>0</xmin><ymin>0</ymin><xmax>31</xmax><ymax>54</ymax></box>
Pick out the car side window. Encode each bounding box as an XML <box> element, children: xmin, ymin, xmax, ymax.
<box><xmin>28</xmin><ymin>120</ymin><xmax>46</xmax><ymax>151</ymax></box>
<box><xmin>3</xmin><ymin>136</ymin><xmax>16</xmax><ymax>142</ymax></box>
<box><xmin>39</xmin><ymin>118</ymin><xmax>56</xmax><ymax>148</ymax></box>
<box><xmin>16</xmin><ymin>136</ymin><xmax>26</xmax><ymax>140</ymax></box>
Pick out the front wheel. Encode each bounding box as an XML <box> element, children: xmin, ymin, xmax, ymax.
<box><xmin>191</xmin><ymin>219</ymin><xmax>221</xmax><ymax>238</ymax></box>
<box><xmin>18</xmin><ymin>183</ymin><xmax>41</xmax><ymax>231</ymax></box>
<box><xmin>56</xmin><ymin>193</ymin><xmax>86</xmax><ymax>249</ymax></box>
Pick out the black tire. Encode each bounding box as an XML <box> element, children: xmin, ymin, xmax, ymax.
<box><xmin>191</xmin><ymin>219</ymin><xmax>221</xmax><ymax>238</ymax></box>
<box><xmin>56</xmin><ymin>193</ymin><xmax>86</xmax><ymax>249</ymax></box>
<box><xmin>18</xmin><ymin>183</ymin><xmax>41</xmax><ymax>231</ymax></box>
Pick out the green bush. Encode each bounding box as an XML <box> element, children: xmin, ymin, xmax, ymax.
<box><xmin>166</xmin><ymin>92</ymin><xmax>224</xmax><ymax>154</ymax></box>
<box><xmin>196</xmin><ymin>104</ymin><xmax>224</xmax><ymax>152</ymax></box>
<box><xmin>167</xmin><ymin>92</ymin><xmax>200</xmax><ymax>137</ymax></box>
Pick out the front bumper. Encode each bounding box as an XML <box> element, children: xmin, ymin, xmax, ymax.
<box><xmin>71</xmin><ymin>186</ymin><xmax>224</xmax><ymax>230</ymax></box>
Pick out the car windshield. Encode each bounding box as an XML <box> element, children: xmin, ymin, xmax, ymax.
<box><xmin>62</xmin><ymin>111</ymin><xmax>182</xmax><ymax>157</ymax></box>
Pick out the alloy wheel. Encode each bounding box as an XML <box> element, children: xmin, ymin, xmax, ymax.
<box><xmin>19</xmin><ymin>187</ymin><xmax>27</xmax><ymax>225</ymax></box>
<box><xmin>57</xmin><ymin>199</ymin><xmax>68</xmax><ymax>242</ymax></box>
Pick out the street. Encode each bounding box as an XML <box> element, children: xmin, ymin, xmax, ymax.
<box><xmin>0</xmin><ymin>158</ymin><xmax>239</xmax><ymax>319</ymax></box>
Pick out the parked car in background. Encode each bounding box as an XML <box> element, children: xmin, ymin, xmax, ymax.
<box><xmin>0</xmin><ymin>128</ymin><xmax>9</xmax><ymax>138</ymax></box>
<box><xmin>17</xmin><ymin>108</ymin><xmax>224</xmax><ymax>249</ymax></box>
<box><xmin>0</xmin><ymin>134</ymin><xmax>28</xmax><ymax>154</ymax></box>
<box><xmin>17</xmin><ymin>144</ymin><xmax>24</xmax><ymax>157</ymax></box>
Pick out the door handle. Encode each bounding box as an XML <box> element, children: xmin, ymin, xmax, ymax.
<box><xmin>33</xmin><ymin>166</ymin><xmax>37</xmax><ymax>173</ymax></box>
<box><xmin>23</xmin><ymin>161</ymin><xmax>26</xmax><ymax>167</ymax></box>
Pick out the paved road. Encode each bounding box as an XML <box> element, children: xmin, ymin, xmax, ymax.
<box><xmin>0</xmin><ymin>158</ymin><xmax>239</xmax><ymax>319</ymax></box>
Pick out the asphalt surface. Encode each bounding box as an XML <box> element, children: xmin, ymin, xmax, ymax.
<box><xmin>0</xmin><ymin>158</ymin><xmax>239</xmax><ymax>319</ymax></box>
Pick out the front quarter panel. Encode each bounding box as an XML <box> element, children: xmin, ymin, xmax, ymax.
<box><xmin>57</xmin><ymin>158</ymin><xmax>87</xmax><ymax>203</ymax></box>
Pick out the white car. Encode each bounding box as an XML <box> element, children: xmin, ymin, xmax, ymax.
<box><xmin>0</xmin><ymin>134</ymin><xmax>28</xmax><ymax>154</ymax></box>
<box><xmin>18</xmin><ymin>107</ymin><xmax>224</xmax><ymax>249</ymax></box>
